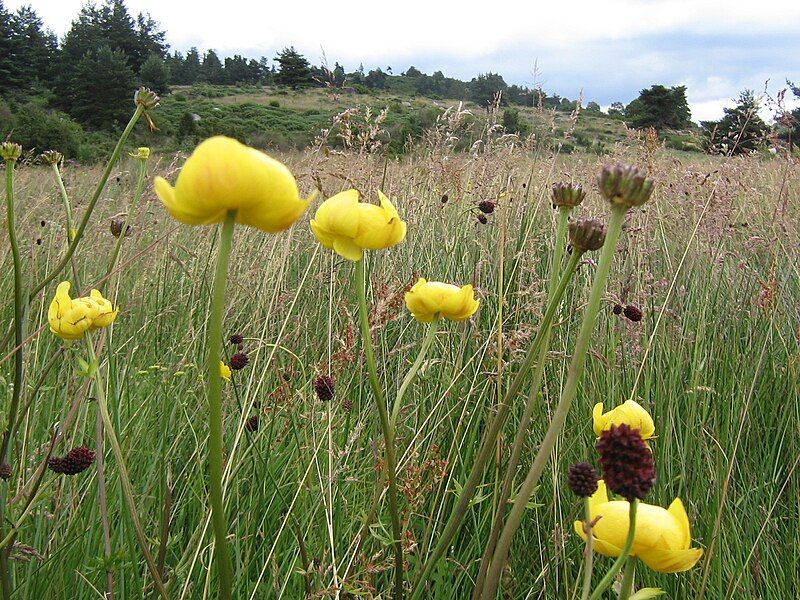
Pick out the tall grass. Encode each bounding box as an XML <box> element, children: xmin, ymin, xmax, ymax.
<box><xmin>0</xmin><ymin>127</ymin><xmax>797</xmax><ymax>598</ymax></box>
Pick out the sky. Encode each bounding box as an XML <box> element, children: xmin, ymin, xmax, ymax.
<box><xmin>10</xmin><ymin>0</ymin><xmax>800</xmax><ymax>122</ymax></box>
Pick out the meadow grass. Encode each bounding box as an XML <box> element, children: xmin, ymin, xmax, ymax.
<box><xmin>0</xmin><ymin>129</ymin><xmax>797</xmax><ymax>599</ymax></box>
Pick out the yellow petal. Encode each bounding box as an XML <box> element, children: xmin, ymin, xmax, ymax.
<box><xmin>638</xmin><ymin>547</ymin><xmax>703</xmax><ymax>573</ymax></box>
<box><xmin>220</xmin><ymin>361</ymin><xmax>231</xmax><ymax>382</ymax></box>
<box><xmin>592</xmin><ymin>402</ymin><xmax>605</xmax><ymax>436</ymax></box>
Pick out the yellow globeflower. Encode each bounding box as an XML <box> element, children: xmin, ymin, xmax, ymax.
<box><xmin>219</xmin><ymin>361</ymin><xmax>232</xmax><ymax>382</ymax></box>
<box><xmin>593</xmin><ymin>400</ymin><xmax>655</xmax><ymax>440</ymax></box>
<box><xmin>404</xmin><ymin>278</ymin><xmax>479</xmax><ymax>323</ymax></box>
<box><xmin>310</xmin><ymin>189</ymin><xmax>406</xmax><ymax>261</ymax></box>
<box><xmin>154</xmin><ymin>136</ymin><xmax>311</xmax><ymax>232</ymax></box>
<box><xmin>574</xmin><ymin>480</ymin><xmax>703</xmax><ymax>573</ymax></box>
<box><xmin>48</xmin><ymin>282</ymin><xmax>118</xmax><ymax>341</ymax></box>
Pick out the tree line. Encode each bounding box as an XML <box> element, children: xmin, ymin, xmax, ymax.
<box><xmin>1</xmin><ymin>0</ymin><xmax>797</xmax><ymax>155</ymax></box>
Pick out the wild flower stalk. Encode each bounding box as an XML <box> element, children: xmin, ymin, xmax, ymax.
<box><xmin>411</xmin><ymin>214</ymin><xmax>596</xmax><ymax>600</ymax></box>
<box><xmin>473</xmin><ymin>186</ymin><xmax>584</xmax><ymax>595</ymax></box>
<box><xmin>0</xmin><ymin>141</ymin><xmax>24</xmax><ymax>600</ymax></box>
<box><xmin>154</xmin><ymin>135</ymin><xmax>311</xmax><ymax>598</ymax></box>
<box><xmin>480</xmin><ymin>165</ymin><xmax>654</xmax><ymax>599</ymax></box>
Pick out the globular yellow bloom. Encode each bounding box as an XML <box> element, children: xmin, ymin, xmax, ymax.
<box><xmin>220</xmin><ymin>361</ymin><xmax>231</xmax><ymax>382</ymax></box>
<box><xmin>574</xmin><ymin>480</ymin><xmax>703</xmax><ymax>573</ymax></box>
<box><xmin>154</xmin><ymin>136</ymin><xmax>311</xmax><ymax>232</ymax></box>
<box><xmin>48</xmin><ymin>281</ymin><xmax>118</xmax><ymax>341</ymax></box>
<box><xmin>404</xmin><ymin>278</ymin><xmax>479</xmax><ymax>323</ymax></box>
<box><xmin>310</xmin><ymin>189</ymin><xmax>406</xmax><ymax>261</ymax></box>
<box><xmin>593</xmin><ymin>400</ymin><xmax>655</xmax><ymax>440</ymax></box>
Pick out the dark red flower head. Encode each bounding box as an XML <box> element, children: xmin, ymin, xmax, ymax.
<box><xmin>477</xmin><ymin>214</ymin><xmax>488</xmax><ymax>225</ymax></box>
<box><xmin>567</xmin><ymin>462</ymin><xmax>599</xmax><ymax>498</ymax></box>
<box><xmin>245</xmin><ymin>415</ymin><xmax>259</xmax><ymax>432</ymax></box>
<box><xmin>230</xmin><ymin>352</ymin><xmax>249</xmax><ymax>370</ymax></box>
<box><xmin>595</xmin><ymin>424</ymin><xmax>655</xmax><ymax>502</ymax></box>
<box><xmin>623</xmin><ymin>304</ymin><xmax>643</xmax><ymax>322</ymax></box>
<box><xmin>48</xmin><ymin>446</ymin><xmax>95</xmax><ymax>476</ymax></box>
<box><xmin>229</xmin><ymin>333</ymin><xmax>244</xmax><ymax>345</ymax></box>
<box><xmin>0</xmin><ymin>464</ymin><xmax>11</xmax><ymax>480</ymax></box>
<box><xmin>478</xmin><ymin>200</ymin><xmax>495</xmax><ymax>214</ymax></box>
<box><xmin>612</xmin><ymin>303</ymin><xmax>623</xmax><ymax>315</ymax></box>
<box><xmin>313</xmin><ymin>375</ymin><xmax>335</xmax><ymax>401</ymax></box>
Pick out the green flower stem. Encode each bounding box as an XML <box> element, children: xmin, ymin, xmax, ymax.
<box><xmin>473</xmin><ymin>206</ymin><xmax>572</xmax><ymax>596</ymax></box>
<box><xmin>481</xmin><ymin>204</ymin><xmax>628</xmax><ymax>599</ymax></box>
<box><xmin>411</xmin><ymin>245</ymin><xmax>584</xmax><ymax>600</ymax></box>
<box><xmin>581</xmin><ymin>500</ymin><xmax>595</xmax><ymax>600</ymax></box>
<box><xmin>589</xmin><ymin>501</ymin><xmax>639</xmax><ymax>600</ymax></box>
<box><xmin>618</xmin><ymin>557</ymin><xmax>637</xmax><ymax>600</ymax></box>
<box><xmin>207</xmin><ymin>211</ymin><xmax>237</xmax><ymax>600</ymax></box>
<box><xmin>84</xmin><ymin>334</ymin><xmax>168</xmax><ymax>599</ymax></box>
<box><xmin>51</xmin><ymin>163</ymin><xmax>74</xmax><ymax>238</ymax></box>
<box><xmin>104</xmin><ymin>153</ymin><xmax>149</xmax><ymax>287</ymax></box>
<box><xmin>355</xmin><ymin>258</ymin><xmax>405</xmax><ymax>600</ymax></box>
<box><xmin>0</xmin><ymin>156</ymin><xmax>24</xmax><ymax>600</ymax></box>
<box><xmin>28</xmin><ymin>105</ymin><xmax>144</xmax><ymax>301</ymax></box>
<box><xmin>391</xmin><ymin>319</ymin><xmax>439</xmax><ymax>428</ymax></box>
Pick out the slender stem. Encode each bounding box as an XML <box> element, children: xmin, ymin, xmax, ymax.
<box><xmin>86</xmin><ymin>335</ymin><xmax>168</xmax><ymax>599</ymax></box>
<box><xmin>618</xmin><ymin>557</ymin><xmax>637</xmax><ymax>600</ymax></box>
<box><xmin>96</xmin><ymin>406</ymin><xmax>115</xmax><ymax>599</ymax></box>
<box><xmin>103</xmin><ymin>154</ymin><xmax>148</xmax><ymax>290</ymax></box>
<box><xmin>391</xmin><ymin>319</ymin><xmax>439</xmax><ymax>428</ymax></box>
<box><xmin>51</xmin><ymin>163</ymin><xmax>75</xmax><ymax>240</ymax></box>
<box><xmin>28</xmin><ymin>105</ymin><xmax>144</xmax><ymax>301</ymax></box>
<box><xmin>207</xmin><ymin>211</ymin><xmax>236</xmax><ymax>600</ymax></box>
<box><xmin>473</xmin><ymin>206</ymin><xmax>572</xmax><ymax>596</ymax></box>
<box><xmin>411</xmin><ymin>246</ymin><xmax>584</xmax><ymax>599</ymax></box>
<box><xmin>580</xmin><ymin>500</ymin><xmax>595</xmax><ymax>600</ymax></box>
<box><xmin>355</xmin><ymin>258</ymin><xmax>405</xmax><ymax>600</ymax></box>
<box><xmin>0</xmin><ymin>157</ymin><xmax>24</xmax><ymax>600</ymax></box>
<box><xmin>481</xmin><ymin>204</ymin><xmax>628</xmax><ymax>599</ymax></box>
<box><xmin>589</xmin><ymin>501</ymin><xmax>639</xmax><ymax>600</ymax></box>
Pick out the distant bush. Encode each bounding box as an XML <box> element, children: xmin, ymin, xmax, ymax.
<box><xmin>0</xmin><ymin>97</ymin><xmax>84</xmax><ymax>158</ymax></box>
<box><xmin>268</xmin><ymin>100</ymin><xmax>280</xmax><ymax>107</ymax></box>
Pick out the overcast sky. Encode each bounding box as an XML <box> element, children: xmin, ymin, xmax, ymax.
<box><xmin>10</xmin><ymin>0</ymin><xmax>800</xmax><ymax>122</ymax></box>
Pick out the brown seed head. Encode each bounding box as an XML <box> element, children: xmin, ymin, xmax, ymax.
<box><xmin>567</xmin><ymin>462</ymin><xmax>599</xmax><ymax>497</ymax></box>
<box><xmin>313</xmin><ymin>375</ymin><xmax>335</xmax><ymax>401</ymax></box>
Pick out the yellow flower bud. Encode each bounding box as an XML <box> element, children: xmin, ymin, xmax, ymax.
<box><xmin>220</xmin><ymin>361</ymin><xmax>231</xmax><ymax>382</ymax></box>
<box><xmin>593</xmin><ymin>400</ymin><xmax>655</xmax><ymax>440</ymax></box>
<box><xmin>48</xmin><ymin>282</ymin><xmax>118</xmax><ymax>341</ymax></box>
<box><xmin>154</xmin><ymin>136</ymin><xmax>311</xmax><ymax>233</ymax></box>
<box><xmin>131</xmin><ymin>147</ymin><xmax>150</xmax><ymax>160</ymax></box>
<box><xmin>574</xmin><ymin>481</ymin><xmax>703</xmax><ymax>573</ymax></box>
<box><xmin>404</xmin><ymin>278</ymin><xmax>479</xmax><ymax>323</ymax></box>
<box><xmin>310</xmin><ymin>189</ymin><xmax>406</xmax><ymax>261</ymax></box>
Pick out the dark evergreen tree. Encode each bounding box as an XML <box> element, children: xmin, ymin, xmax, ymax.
<box><xmin>176</xmin><ymin>47</ymin><xmax>201</xmax><ymax>84</ymax></box>
<box><xmin>701</xmin><ymin>90</ymin><xmax>768</xmax><ymax>155</ymax></box>
<box><xmin>223</xmin><ymin>55</ymin><xmax>250</xmax><ymax>84</ymax></box>
<box><xmin>470</xmin><ymin>72</ymin><xmax>508</xmax><ymax>109</ymax></box>
<box><xmin>274</xmin><ymin>46</ymin><xmax>312</xmax><ymax>89</ymax></box>
<box><xmin>365</xmin><ymin>68</ymin><xmax>387</xmax><ymax>89</ymax></box>
<box><xmin>201</xmin><ymin>49</ymin><xmax>224</xmax><ymax>84</ymax></box>
<box><xmin>139</xmin><ymin>53</ymin><xmax>169</xmax><ymax>94</ymax></box>
<box><xmin>66</xmin><ymin>45</ymin><xmax>136</xmax><ymax>128</ymax></box>
<box><xmin>0</xmin><ymin>1</ymin><xmax>19</xmax><ymax>90</ymax></box>
<box><xmin>625</xmin><ymin>84</ymin><xmax>691</xmax><ymax>130</ymax></box>
<box><xmin>9</xmin><ymin>5</ymin><xmax>58</xmax><ymax>89</ymax></box>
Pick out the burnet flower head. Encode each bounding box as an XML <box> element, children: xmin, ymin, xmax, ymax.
<box><xmin>154</xmin><ymin>136</ymin><xmax>311</xmax><ymax>232</ymax></box>
<box><xmin>310</xmin><ymin>189</ymin><xmax>406</xmax><ymax>261</ymax></box>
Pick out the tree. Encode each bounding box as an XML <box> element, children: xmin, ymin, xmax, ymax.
<box><xmin>274</xmin><ymin>47</ymin><xmax>312</xmax><ymax>89</ymax></box>
<box><xmin>201</xmin><ymin>49</ymin><xmax>224</xmax><ymax>84</ymax></box>
<box><xmin>502</xmin><ymin>107</ymin><xmax>529</xmax><ymax>136</ymax></box>
<box><xmin>470</xmin><ymin>72</ymin><xmax>508</xmax><ymax>109</ymax></box>
<box><xmin>139</xmin><ymin>53</ymin><xmax>169</xmax><ymax>94</ymax></box>
<box><xmin>365</xmin><ymin>68</ymin><xmax>387</xmax><ymax>89</ymax></box>
<box><xmin>65</xmin><ymin>45</ymin><xmax>136</xmax><ymax>128</ymax></box>
<box><xmin>701</xmin><ymin>90</ymin><xmax>768</xmax><ymax>155</ymax></box>
<box><xmin>608</xmin><ymin>101</ymin><xmax>625</xmax><ymax>118</ymax></box>
<box><xmin>625</xmin><ymin>84</ymin><xmax>691</xmax><ymax>130</ymax></box>
<box><xmin>0</xmin><ymin>1</ymin><xmax>19</xmax><ymax>90</ymax></box>
<box><xmin>585</xmin><ymin>101</ymin><xmax>602</xmax><ymax>113</ymax></box>
<box><xmin>9</xmin><ymin>5</ymin><xmax>58</xmax><ymax>89</ymax></box>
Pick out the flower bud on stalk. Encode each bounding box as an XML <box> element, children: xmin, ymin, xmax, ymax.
<box><xmin>568</xmin><ymin>217</ymin><xmax>607</xmax><ymax>252</ymax></box>
<box><xmin>551</xmin><ymin>182</ymin><xmax>586</xmax><ymax>208</ymax></box>
<box><xmin>0</xmin><ymin>142</ymin><xmax>22</xmax><ymax>163</ymax></box>
<box><xmin>598</xmin><ymin>164</ymin><xmax>654</xmax><ymax>208</ymax></box>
